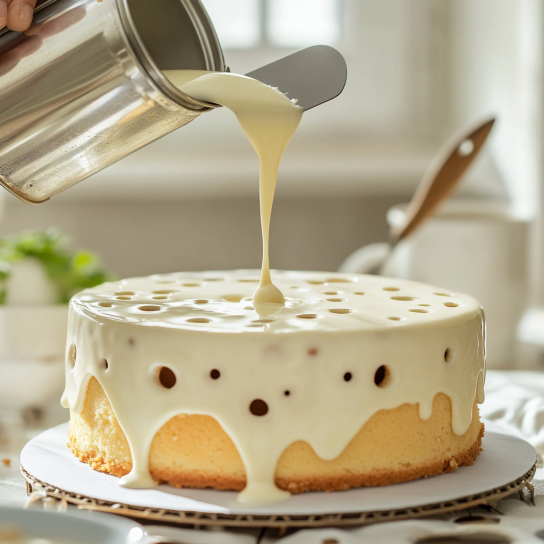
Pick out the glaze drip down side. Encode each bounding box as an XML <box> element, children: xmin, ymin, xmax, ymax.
<box><xmin>62</xmin><ymin>270</ymin><xmax>486</xmax><ymax>505</ymax></box>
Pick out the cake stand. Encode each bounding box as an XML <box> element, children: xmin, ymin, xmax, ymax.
<box><xmin>20</xmin><ymin>423</ymin><xmax>536</xmax><ymax>529</ymax></box>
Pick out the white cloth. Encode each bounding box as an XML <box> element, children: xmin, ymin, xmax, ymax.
<box><xmin>481</xmin><ymin>370</ymin><xmax>544</xmax><ymax>453</ymax></box>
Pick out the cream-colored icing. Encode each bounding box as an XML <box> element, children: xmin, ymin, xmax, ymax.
<box><xmin>163</xmin><ymin>70</ymin><xmax>303</xmax><ymax>306</ymax></box>
<box><xmin>62</xmin><ymin>270</ymin><xmax>486</xmax><ymax>504</ymax></box>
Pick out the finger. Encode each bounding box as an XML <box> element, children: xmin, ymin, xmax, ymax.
<box><xmin>0</xmin><ymin>1</ymin><xmax>7</xmax><ymax>30</ymax></box>
<box><xmin>7</xmin><ymin>0</ymin><xmax>36</xmax><ymax>32</ymax></box>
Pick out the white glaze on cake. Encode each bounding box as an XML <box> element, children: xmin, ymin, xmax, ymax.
<box><xmin>61</xmin><ymin>270</ymin><xmax>486</xmax><ymax>504</ymax></box>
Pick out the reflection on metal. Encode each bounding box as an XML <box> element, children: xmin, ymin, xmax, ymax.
<box><xmin>0</xmin><ymin>0</ymin><xmax>224</xmax><ymax>203</ymax></box>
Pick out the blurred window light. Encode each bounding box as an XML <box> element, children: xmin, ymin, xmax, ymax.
<box><xmin>201</xmin><ymin>0</ymin><xmax>261</xmax><ymax>49</ymax></box>
<box><xmin>266</xmin><ymin>0</ymin><xmax>340</xmax><ymax>47</ymax></box>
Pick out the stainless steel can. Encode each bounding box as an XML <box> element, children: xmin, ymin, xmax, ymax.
<box><xmin>0</xmin><ymin>0</ymin><xmax>224</xmax><ymax>203</ymax></box>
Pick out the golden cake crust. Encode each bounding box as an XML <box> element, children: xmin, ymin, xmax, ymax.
<box><xmin>68</xmin><ymin>377</ymin><xmax>483</xmax><ymax>493</ymax></box>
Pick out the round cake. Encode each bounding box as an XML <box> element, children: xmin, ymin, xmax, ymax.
<box><xmin>62</xmin><ymin>270</ymin><xmax>485</xmax><ymax>504</ymax></box>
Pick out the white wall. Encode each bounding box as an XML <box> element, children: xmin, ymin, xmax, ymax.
<box><xmin>446</xmin><ymin>0</ymin><xmax>543</xmax><ymax>217</ymax></box>
<box><xmin>0</xmin><ymin>194</ymin><xmax>403</xmax><ymax>277</ymax></box>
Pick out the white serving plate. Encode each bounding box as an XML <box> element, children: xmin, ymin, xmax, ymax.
<box><xmin>20</xmin><ymin>423</ymin><xmax>536</xmax><ymax>520</ymax></box>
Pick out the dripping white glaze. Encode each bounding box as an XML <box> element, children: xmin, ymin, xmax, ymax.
<box><xmin>164</xmin><ymin>70</ymin><xmax>303</xmax><ymax>306</ymax></box>
<box><xmin>62</xmin><ymin>271</ymin><xmax>486</xmax><ymax>505</ymax></box>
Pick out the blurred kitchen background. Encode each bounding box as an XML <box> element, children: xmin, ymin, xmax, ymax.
<box><xmin>2</xmin><ymin>0</ymin><xmax>544</xmax><ymax>368</ymax></box>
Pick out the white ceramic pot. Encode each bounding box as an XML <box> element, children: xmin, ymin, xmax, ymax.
<box><xmin>0</xmin><ymin>305</ymin><xmax>68</xmax><ymax>411</ymax></box>
<box><xmin>340</xmin><ymin>200</ymin><xmax>529</xmax><ymax>369</ymax></box>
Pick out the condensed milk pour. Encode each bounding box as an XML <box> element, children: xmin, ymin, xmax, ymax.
<box><xmin>164</xmin><ymin>70</ymin><xmax>303</xmax><ymax>307</ymax></box>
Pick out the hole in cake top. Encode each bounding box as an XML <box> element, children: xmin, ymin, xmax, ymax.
<box><xmin>388</xmin><ymin>316</ymin><xmax>403</xmax><ymax>321</ymax></box>
<box><xmin>382</xmin><ymin>287</ymin><xmax>400</xmax><ymax>291</ymax></box>
<box><xmin>409</xmin><ymin>309</ymin><xmax>429</xmax><ymax>313</ymax></box>
<box><xmin>308</xmin><ymin>348</ymin><xmax>319</xmax><ymax>356</ymax></box>
<box><xmin>329</xmin><ymin>308</ymin><xmax>353</xmax><ymax>314</ymax></box>
<box><xmin>210</xmin><ymin>369</ymin><xmax>221</xmax><ymax>380</ymax></box>
<box><xmin>324</xmin><ymin>291</ymin><xmax>339</xmax><ymax>295</ymax></box>
<box><xmin>238</xmin><ymin>278</ymin><xmax>259</xmax><ymax>283</ymax></box>
<box><xmin>244</xmin><ymin>306</ymin><xmax>255</xmax><ymax>310</ymax></box>
<box><xmin>414</xmin><ymin>532</ymin><xmax>506</xmax><ymax>544</ymax></box>
<box><xmin>194</xmin><ymin>299</ymin><xmax>209</xmax><ymax>304</ymax></box>
<box><xmin>284</xmin><ymin>390</ymin><xmax>291</xmax><ymax>396</ymax></box>
<box><xmin>307</xmin><ymin>280</ymin><xmax>326</xmax><ymax>285</ymax></box>
<box><xmin>69</xmin><ymin>344</ymin><xmax>76</xmax><ymax>368</ymax></box>
<box><xmin>102</xmin><ymin>358</ymin><xmax>109</xmax><ymax>370</ymax></box>
<box><xmin>182</xmin><ymin>283</ymin><xmax>201</xmax><ymax>287</ymax></box>
<box><xmin>152</xmin><ymin>296</ymin><xmax>168</xmax><ymax>300</ymax></box>
<box><xmin>115</xmin><ymin>291</ymin><xmax>135</xmax><ymax>296</ymax></box>
<box><xmin>250</xmin><ymin>399</ymin><xmax>269</xmax><ymax>416</ymax></box>
<box><xmin>434</xmin><ymin>292</ymin><xmax>454</xmax><ymax>297</ymax></box>
<box><xmin>187</xmin><ymin>317</ymin><xmax>211</xmax><ymax>323</ymax></box>
<box><xmin>453</xmin><ymin>515</ymin><xmax>501</xmax><ymax>525</ymax></box>
<box><xmin>248</xmin><ymin>323</ymin><xmax>265</xmax><ymax>328</ymax></box>
<box><xmin>296</xmin><ymin>313</ymin><xmax>321</xmax><ymax>319</ymax></box>
<box><xmin>354</xmin><ymin>292</ymin><xmax>366</xmax><ymax>295</ymax></box>
<box><xmin>138</xmin><ymin>305</ymin><xmax>162</xmax><ymax>312</ymax></box>
<box><xmin>444</xmin><ymin>302</ymin><xmax>459</xmax><ymax>308</ymax></box>
<box><xmin>326</xmin><ymin>298</ymin><xmax>345</xmax><ymax>302</ymax></box>
<box><xmin>156</xmin><ymin>280</ymin><xmax>175</xmax><ymax>284</ymax></box>
<box><xmin>252</xmin><ymin>319</ymin><xmax>274</xmax><ymax>324</ymax></box>
<box><xmin>391</xmin><ymin>296</ymin><xmax>415</xmax><ymax>301</ymax></box>
<box><xmin>418</xmin><ymin>304</ymin><xmax>431</xmax><ymax>307</ymax></box>
<box><xmin>444</xmin><ymin>348</ymin><xmax>453</xmax><ymax>363</ymax></box>
<box><xmin>116</xmin><ymin>296</ymin><xmax>132</xmax><ymax>300</ymax></box>
<box><xmin>205</xmin><ymin>278</ymin><xmax>223</xmax><ymax>282</ymax></box>
<box><xmin>344</xmin><ymin>372</ymin><xmax>352</xmax><ymax>382</ymax></box>
<box><xmin>326</xmin><ymin>277</ymin><xmax>352</xmax><ymax>283</ymax></box>
<box><xmin>223</xmin><ymin>294</ymin><xmax>244</xmax><ymax>302</ymax></box>
<box><xmin>98</xmin><ymin>302</ymin><xmax>114</xmax><ymax>307</ymax></box>
<box><xmin>128</xmin><ymin>338</ymin><xmax>135</xmax><ymax>346</ymax></box>
<box><xmin>158</xmin><ymin>366</ymin><xmax>176</xmax><ymax>389</ymax></box>
<box><xmin>374</xmin><ymin>365</ymin><xmax>391</xmax><ymax>387</ymax></box>
<box><xmin>264</xmin><ymin>345</ymin><xmax>281</xmax><ymax>357</ymax></box>
<box><xmin>152</xmin><ymin>290</ymin><xmax>177</xmax><ymax>295</ymax></box>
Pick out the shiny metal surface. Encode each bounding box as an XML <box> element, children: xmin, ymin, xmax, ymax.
<box><xmin>0</xmin><ymin>0</ymin><xmax>224</xmax><ymax>203</ymax></box>
<box><xmin>246</xmin><ymin>45</ymin><xmax>347</xmax><ymax>111</ymax></box>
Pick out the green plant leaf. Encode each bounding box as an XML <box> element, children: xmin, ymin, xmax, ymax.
<box><xmin>0</xmin><ymin>229</ymin><xmax>116</xmax><ymax>304</ymax></box>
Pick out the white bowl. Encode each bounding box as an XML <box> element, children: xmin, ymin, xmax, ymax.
<box><xmin>0</xmin><ymin>506</ymin><xmax>147</xmax><ymax>544</ymax></box>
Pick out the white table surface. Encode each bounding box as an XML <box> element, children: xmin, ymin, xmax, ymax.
<box><xmin>3</xmin><ymin>371</ymin><xmax>544</xmax><ymax>544</ymax></box>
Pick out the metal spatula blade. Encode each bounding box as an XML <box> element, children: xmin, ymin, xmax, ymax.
<box><xmin>245</xmin><ymin>45</ymin><xmax>347</xmax><ymax>110</ymax></box>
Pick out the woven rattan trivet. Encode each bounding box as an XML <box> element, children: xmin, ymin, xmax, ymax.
<box><xmin>21</xmin><ymin>464</ymin><xmax>536</xmax><ymax>529</ymax></box>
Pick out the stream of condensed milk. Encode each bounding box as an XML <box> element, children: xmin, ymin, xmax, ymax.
<box><xmin>164</xmin><ymin>70</ymin><xmax>303</xmax><ymax>307</ymax></box>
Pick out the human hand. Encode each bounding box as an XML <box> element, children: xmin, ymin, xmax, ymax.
<box><xmin>0</xmin><ymin>0</ymin><xmax>37</xmax><ymax>32</ymax></box>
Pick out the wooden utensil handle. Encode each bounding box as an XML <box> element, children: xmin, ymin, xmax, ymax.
<box><xmin>390</xmin><ymin>118</ymin><xmax>495</xmax><ymax>245</ymax></box>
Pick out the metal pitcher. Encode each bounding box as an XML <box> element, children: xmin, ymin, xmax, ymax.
<box><xmin>0</xmin><ymin>0</ymin><xmax>224</xmax><ymax>204</ymax></box>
